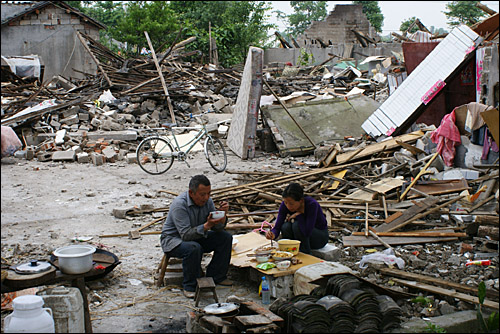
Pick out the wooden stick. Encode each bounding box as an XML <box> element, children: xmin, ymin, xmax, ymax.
<box><xmin>367</xmin><ymin>228</ymin><xmax>392</xmax><ymax>249</ymax></box>
<box><xmin>382</xmin><ymin>195</ymin><xmax>388</xmax><ymax>219</ymax></box>
<box><xmin>365</xmin><ymin>202</ymin><xmax>369</xmax><ymax>237</ymax></box>
<box><xmin>355</xmin><ymin>230</ymin><xmax>467</xmax><ymax>237</ymax></box>
<box><xmin>76</xmin><ymin>31</ymin><xmax>113</xmax><ymax>87</ymax></box>
<box><xmin>144</xmin><ymin>31</ymin><xmax>176</xmax><ymax>124</ymax></box>
<box><xmin>400</xmin><ymin>152</ymin><xmax>439</xmax><ymax>201</ymax></box>
<box><xmin>263</xmin><ymin>79</ymin><xmax>316</xmax><ymax>148</ymax></box>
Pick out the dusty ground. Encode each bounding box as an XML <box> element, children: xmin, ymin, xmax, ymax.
<box><xmin>1</xmin><ymin>145</ymin><xmax>499</xmax><ymax>333</ymax></box>
<box><xmin>0</xmin><ymin>147</ymin><xmax>289</xmax><ymax>333</ymax></box>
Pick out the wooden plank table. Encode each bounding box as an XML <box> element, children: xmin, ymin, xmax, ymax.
<box><xmin>230</xmin><ymin>232</ymin><xmax>323</xmax><ymax>277</ymax></box>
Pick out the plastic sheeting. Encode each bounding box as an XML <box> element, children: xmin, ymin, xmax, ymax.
<box><xmin>1</xmin><ymin>126</ymin><xmax>23</xmax><ymax>157</ymax></box>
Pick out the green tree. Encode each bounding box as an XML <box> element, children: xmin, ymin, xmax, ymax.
<box><xmin>169</xmin><ymin>1</ymin><xmax>275</xmax><ymax>67</ymax></box>
<box><xmin>443</xmin><ymin>1</ymin><xmax>487</xmax><ymax>26</ymax></box>
<box><xmin>275</xmin><ymin>1</ymin><xmax>328</xmax><ymax>37</ymax></box>
<box><xmin>114</xmin><ymin>1</ymin><xmax>180</xmax><ymax>56</ymax></box>
<box><xmin>353</xmin><ymin>1</ymin><xmax>384</xmax><ymax>33</ymax></box>
<box><xmin>400</xmin><ymin>17</ymin><xmax>419</xmax><ymax>33</ymax></box>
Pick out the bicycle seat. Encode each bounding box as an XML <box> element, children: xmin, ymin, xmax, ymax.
<box><xmin>161</xmin><ymin>122</ymin><xmax>177</xmax><ymax>129</ymax></box>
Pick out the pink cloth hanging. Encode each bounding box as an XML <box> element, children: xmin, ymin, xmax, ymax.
<box><xmin>430</xmin><ymin>110</ymin><xmax>461</xmax><ymax>167</ymax></box>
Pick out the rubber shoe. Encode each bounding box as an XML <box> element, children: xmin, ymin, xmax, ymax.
<box><xmin>183</xmin><ymin>290</ymin><xmax>195</xmax><ymax>298</ymax></box>
<box><xmin>217</xmin><ymin>279</ymin><xmax>233</xmax><ymax>286</ymax></box>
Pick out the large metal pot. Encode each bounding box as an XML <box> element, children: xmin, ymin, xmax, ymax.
<box><xmin>53</xmin><ymin>245</ymin><xmax>96</xmax><ymax>275</ymax></box>
<box><xmin>203</xmin><ymin>302</ymin><xmax>240</xmax><ymax>318</ymax></box>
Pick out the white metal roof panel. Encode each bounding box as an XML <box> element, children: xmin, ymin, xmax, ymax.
<box><xmin>362</xmin><ymin>25</ymin><xmax>482</xmax><ymax>137</ymax></box>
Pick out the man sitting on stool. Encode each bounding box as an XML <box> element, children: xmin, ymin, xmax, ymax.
<box><xmin>160</xmin><ymin>175</ymin><xmax>233</xmax><ymax>298</ymax></box>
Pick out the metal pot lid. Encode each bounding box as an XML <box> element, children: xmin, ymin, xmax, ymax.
<box><xmin>15</xmin><ymin>260</ymin><xmax>52</xmax><ymax>274</ymax></box>
<box><xmin>204</xmin><ymin>302</ymin><xmax>239</xmax><ymax>314</ymax></box>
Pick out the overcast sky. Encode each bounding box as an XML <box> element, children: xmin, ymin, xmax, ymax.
<box><xmin>268</xmin><ymin>1</ymin><xmax>500</xmax><ymax>34</ymax></box>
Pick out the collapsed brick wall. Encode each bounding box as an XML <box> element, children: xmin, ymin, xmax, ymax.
<box><xmin>296</xmin><ymin>4</ymin><xmax>376</xmax><ymax>48</ymax></box>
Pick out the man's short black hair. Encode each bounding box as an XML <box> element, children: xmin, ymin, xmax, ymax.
<box><xmin>189</xmin><ymin>174</ymin><xmax>211</xmax><ymax>193</ymax></box>
<box><xmin>282</xmin><ymin>182</ymin><xmax>304</xmax><ymax>201</ymax></box>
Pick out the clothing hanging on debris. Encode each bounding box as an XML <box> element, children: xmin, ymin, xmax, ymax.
<box><xmin>482</xmin><ymin>127</ymin><xmax>499</xmax><ymax>161</ymax></box>
<box><xmin>464</xmin><ymin>102</ymin><xmax>490</xmax><ymax>133</ymax></box>
<box><xmin>430</xmin><ymin>110</ymin><xmax>461</xmax><ymax>167</ymax></box>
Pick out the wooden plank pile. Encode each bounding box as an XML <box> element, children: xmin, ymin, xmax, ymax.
<box><xmin>106</xmin><ymin>128</ymin><xmax>498</xmax><ymax>253</ymax></box>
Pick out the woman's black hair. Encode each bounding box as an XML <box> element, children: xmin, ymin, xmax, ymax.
<box><xmin>282</xmin><ymin>182</ymin><xmax>304</xmax><ymax>201</ymax></box>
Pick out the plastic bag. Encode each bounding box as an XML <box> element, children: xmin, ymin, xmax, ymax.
<box><xmin>97</xmin><ymin>89</ymin><xmax>117</xmax><ymax>104</ymax></box>
<box><xmin>1</xmin><ymin>126</ymin><xmax>22</xmax><ymax>157</ymax></box>
<box><xmin>359</xmin><ymin>248</ymin><xmax>405</xmax><ymax>269</ymax></box>
<box><xmin>256</xmin><ymin>262</ymin><xmax>276</xmax><ymax>270</ymax></box>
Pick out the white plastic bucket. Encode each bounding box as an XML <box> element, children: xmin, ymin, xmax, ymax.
<box><xmin>4</xmin><ymin>295</ymin><xmax>55</xmax><ymax>333</ymax></box>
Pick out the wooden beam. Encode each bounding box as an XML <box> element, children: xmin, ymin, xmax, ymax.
<box><xmin>391</xmin><ymin>278</ymin><xmax>499</xmax><ymax>310</ymax></box>
<box><xmin>263</xmin><ymin>79</ymin><xmax>316</xmax><ymax>149</ymax></box>
<box><xmin>144</xmin><ymin>31</ymin><xmax>176</xmax><ymax>124</ymax></box>
<box><xmin>400</xmin><ymin>152</ymin><xmax>439</xmax><ymax>201</ymax></box>
<box><xmin>380</xmin><ymin>268</ymin><xmax>499</xmax><ymax>301</ymax></box>
<box><xmin>76</xmin><ymin>31</ymin><xmax>113</xmax><ymax>87</ymax></box>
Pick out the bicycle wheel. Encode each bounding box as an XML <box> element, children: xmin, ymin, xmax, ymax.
<box><xmin>136</xmin><ymin>137</ymin><xmax>174</xmax><ymax>175</ymax></box>
<box><xmin>204</xmin><ymin>136</ymin><xmax>227</xmax><ymax>172</ymax></box>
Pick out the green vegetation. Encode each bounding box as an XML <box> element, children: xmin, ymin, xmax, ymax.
<box><xmin>352</xmin><ymin>1</ymin><xmax>384</xmax><ymax>33</ymax></box>
<box><xmin>423</xmin><ymin>322</ymin><xmax>446</xmax><ymax>333</ymax></box>
<box><xmin>275</xmin><ymin>1</ymin><xmax>328</xmax><ymax>37</ymax></box>
<box><xmin>63</xmin><ymin>1</ymin><xmax>276</xmax><ymax>68</ymax></box>
<box><xmin>297</xmin><ymin>48</ymin><xmax>315</xmax><ymax>66</ymax></box>
<box><xmin>477</xmin><ymin>281</ymin><xmax>499</xmax><ymax>333</ymax></box>
<box><xmin>443</xmin><ymin>1</ymin><xmax>487</xmax><ymax>26</ymax></box>
<box><xmin>399</xmin><ymin>17</ymin><xmax>419</xmax><ymax>34</ymax></box>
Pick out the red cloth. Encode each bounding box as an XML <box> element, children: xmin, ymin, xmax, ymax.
<box><xmin>430</xmin><ymin>110</ymin><xmax>461</xmax><ymax>166</ymax></box>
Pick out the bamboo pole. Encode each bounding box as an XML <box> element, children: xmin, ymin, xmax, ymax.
<box><xmin>144</xmin><ymin>31</ymin><xmax>176</xmax><ymax>124</ymax></box>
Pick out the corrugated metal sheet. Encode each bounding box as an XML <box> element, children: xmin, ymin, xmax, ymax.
<box><xmin>362</xmin><ymin>25</ymin><xmax>483</xmax><ymax>137</ymax></box>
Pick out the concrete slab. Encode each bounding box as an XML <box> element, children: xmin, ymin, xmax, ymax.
<box><xmin>310</xmin><ymin>243</ymin><xmax>341</xmax><ymax>261</ymax></box>
<box><xmin>227</xmin><ymin>46</ymin><xmax>263</xmax><ymax>159</ymax></box>
<box><xmin>261</xmin><ymin>94</ymin><xmax>379</xmax><ymax>156</ymax></box>
<box><xmin>389</xmin><ymin>310</ymin><xmax>483</xmax><ymax>333</ymax></box>
<box><xmin>52</xmin><ymin>150</ymin><xmax>76</xmax><ymax>161</ymax></box>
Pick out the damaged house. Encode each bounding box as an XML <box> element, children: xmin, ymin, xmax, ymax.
<box><xmin>1</xmin><ymin>1</ymin><xmax>105</xmax><ymax>81</ymax></box>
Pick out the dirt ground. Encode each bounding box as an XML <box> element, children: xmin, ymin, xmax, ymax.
<box><xmin>0</xmin><ymin>147</ymin><xmax>290</xmax><ymax>333</ymax></box>
<box><xmin>1</xmin><ymin>145</ymin><xmax>499</xmax><ymax>333</ymax></box>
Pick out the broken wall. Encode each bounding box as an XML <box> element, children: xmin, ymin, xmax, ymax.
<box><xmin>1</xmin><ymin>3</ymin><xmax>99</xmax><ymax>80</ymax></box>
<box><xmin>264</xmin><ymin>43</ymin><xmax>403</xmax><ymax>67</ymax></box>
<box><xmin>296</xmin><ymin>4</ymin><xmax>376</xmax><ymax>47</ymax></box>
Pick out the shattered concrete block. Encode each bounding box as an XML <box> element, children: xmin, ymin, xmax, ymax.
<box><xmin>14</xmin><ymin>150</ymin><xmax>26</xmax><ymax>159</ymax></box>
<box><xmin>102</xmin><ymin>119</ymin><xmax>124</xmax><ymax>131</ymax></box>
<box><xmin>79</xmin><ymin>125</ymin><xmax>90</xmax><ymax>132</ymax></box>
<box><xmin>37</xmin><ymin>152</ymin><xmax>53</xmax><ymax>162</ymax></box>
<box><xmin>71</xmin><ymin>145</ymin><xmax>82</xmax><ymax>154</ymax></box>
<box><xmin>50</xmin><ymin>119</ymin><xmax>61</xmax><ymax>130</ymax></box>
<box><xmin>70</xmin><ymin>124</ymin><xmax>79</xmax><ymax>131</ymax></box>
<box><xmin>26</xmin><ymin>147</ymin><xmax>35</xmax><ymax>160</ymax></box>
<box><xmin>52</xmin><ymin>150</ymin><xmax>76</xmax><ymax>162</ymax></box>
<box><xmin>141</xmin><ymin>100</ymin><xmax>156</xmax><ymax>112</ymax></box>
<box><xmin>102</xmin><ymin>146</ymin><xmax>117</xmax><ymax>162</ymax></box>
<box><xmin>150</xmin><ymin>110</ymin><xmax>160</xmax><ymax>120</ymax></box>
<box><xmin>118</xmin><ymin>149</ymin><xmax>128</xmax><ymax>161</ymax></box>
<box><xmin>55</xmin><ymin>129</ymin><xmax>67</xmax><ymax>145</ymax></box>
<box><xmin>118</xmin><ymin>113</ymin><xmax>136</xmax><ymax>123</ymax></box>
<box><xmin>77</xmin><ymin>152</ymin><xmax>90</xmax><ymax>163</ymax></box>
<box><xmin>126</xmin><ymin>153</ymin><xmax>137</xmax><ymax>164</ymax></box>
<box><xmin>139</xmin><ymin>114</ymin><xmax>151</xmax><ymax>124</ymax></box>
<box><xmin>213</xmin><ymin>98</ymin><xmax>228</xmax><ymax>111</ymax></box>
<box><xmin>222</xmin><ymin>105</ymin><xmax>233</xmax><ymax>114</ymax></box>
<box><xmin>90</xmin><ymin>118</ymin><xmax>102</xmax><ymax>128</ymax></box>
<box><xmin>103</xmin><ymin>110</ymin><xmax>117</xmax><ymax>119</ymax></box>
<box><xmin>91</xmin><ymin>152</ymin><xmax>104</xmax><ymax>166</ymax></box>
<box><xmin>60</xmin><ymin>114</ymin><xmax>79</xmax><ymax>126</ymax></box>
<box><xmin>62</xmin><ymin>106</ymin><xmax>79</xmax><ymax>118</ymax></box>
<box><xmin>310</xmin><ymin>243</ymin><xmax>341</xmax><ymax>262</ymax></box>
<box><xmin>78</xmin><ymin>113</ymin><xmax>89</xmax><ymax>121</ymax></box>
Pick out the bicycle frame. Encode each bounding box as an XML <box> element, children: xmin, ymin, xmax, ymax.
<box><xmin>168</xmin><ymin>125</ymin><xmax>208</xmax><ymax>155</ymax></box>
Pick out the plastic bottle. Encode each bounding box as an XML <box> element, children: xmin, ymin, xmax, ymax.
<box><xmin>261</xmin><ymin>276</ymin><xmax>270</xmax><ymax>305</ymax></box>
<box><xmin>4</xmin><ymin>295</ymin><xmax>55</xmax><ymax>333</ymax></box>
<box><xmin>465</xmin><ymin>259</ymin><xmax>491</xmax><ymax>266</ymax></box>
